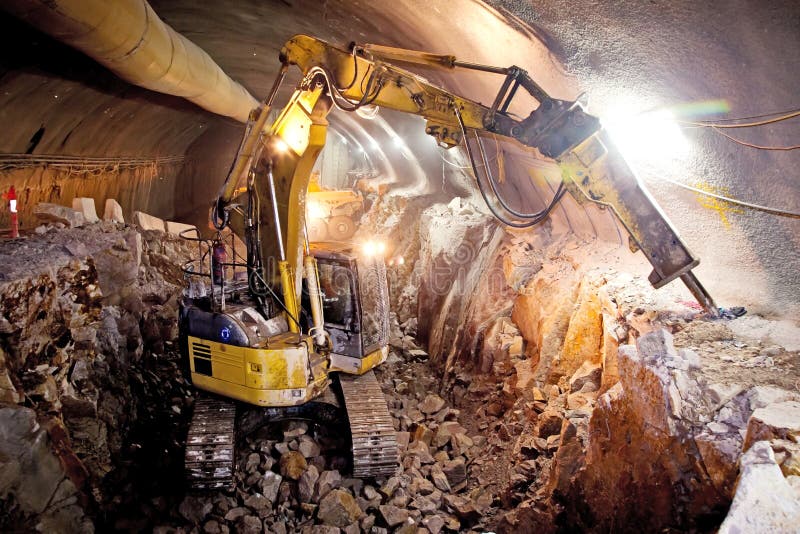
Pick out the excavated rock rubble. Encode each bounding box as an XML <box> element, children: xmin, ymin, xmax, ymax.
<box><xmin>0</xmin><ymin>220</ymin><xmax>196</xmax><ymax>532</ymax></box>
<box><xmin>366</xmin><ymin>193</ymin><xmax>800</xmax><ymax>533</ymax></box>
<box><xmin>1</xmin><ymin>196</ymin><xmax>799</xmax><ymax>533</ymax></box>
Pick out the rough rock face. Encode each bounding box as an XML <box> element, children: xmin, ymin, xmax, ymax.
<box><xmin>565</xmin><ymin>331</ymin><xmax>729</xmax><ymax>530</ymax></box>
<box><xmin>718</xmin><ymin>441</ymin><xmax>800</xmax><ymax>533</ymax></box>
<box><xmin>360</xmin><ymin>190</ymin><xmax>800</xmax><ymax>532</ymax></box>
<box><xmin>413</xmin><ymin>198</ymin><xmax>510</xmax><ymax>370</ymax></box>
<box><xmin>497</xmin><ymin>278</ymin><xmax>799</xmax><ymax>534</ymax></box>
<box><xmin>0</xmin><ymin>221</ymin><xmax>194</xmax><ymax>532</ymax></box>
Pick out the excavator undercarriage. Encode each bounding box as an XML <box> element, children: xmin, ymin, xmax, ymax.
<box><xmin>179</xmin><ymin>235</ymin><xmax>398</xmax><ymax>490</ymax></box>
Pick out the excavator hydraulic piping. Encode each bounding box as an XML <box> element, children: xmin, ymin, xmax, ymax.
<box><xmin>266</xmin><ymin>162</ymin><xmax>286</xmax><ymax>263</ymax></box>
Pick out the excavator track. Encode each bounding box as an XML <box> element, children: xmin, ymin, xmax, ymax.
<box><xmin>185</xmin><ymin>395</ymin><xmax>237</xmax><ymax>491</ymax></box>
<box><xmin>338</xmin><ymin>370</ymin><xmax>399</xmax><ymax>478</ymax></box>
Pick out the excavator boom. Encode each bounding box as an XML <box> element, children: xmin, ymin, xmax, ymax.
<box><xmin>269</xmin><ymin>35</ymin><xmax>717</xmax><ymax>314</ymax></box>
<box><xmin>183</xmin><ymin>32</ymin><xmax>720</xmax><ymax>490</ymax></box>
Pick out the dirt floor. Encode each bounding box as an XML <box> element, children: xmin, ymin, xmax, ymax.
<box><xmin>673</xmin><ymin>319</ymin><xmax>800</xmax><ymax>393</ymax></box>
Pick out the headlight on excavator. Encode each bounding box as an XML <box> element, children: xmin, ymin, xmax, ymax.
<box><xmin>307</xmin><ymin>200</ymin><xmax>326</xmax><ymax>220</ymax></box>
<box><xmin>362</xmin><ymin>239</ymin><xmax>386</xmax><ymax>257</ymax></box>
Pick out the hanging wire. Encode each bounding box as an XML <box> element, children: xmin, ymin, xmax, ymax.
<box><xmin>707</xmin><ymin>128</ymin><xmax>800</xmax><ymax>151</ymax></box>
<box><xmin>680</xmin><ymin>108</ymin><xmax>800</xmax><ymax>128</ymax></box>
<box><xmin>665</xmin><ymin>178</ymin><xmax>800</xmax><ymax>218</ymax></box>
<box><xmin>678</xmin><ymin>106</ymin><xmax>800</xmax><ymax>150</ymax></box>
<box><xmin>0</xmin><ymin>153</ymin><xmax>184</xmax><ymax>173</ymax></box>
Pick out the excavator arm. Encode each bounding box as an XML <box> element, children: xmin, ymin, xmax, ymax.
<box><xmin>215</xmin><ymin>34</ymin><xmax>717</xmax><ymax>324</ymax></box>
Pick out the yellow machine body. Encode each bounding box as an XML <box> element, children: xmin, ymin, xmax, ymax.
<box><xmin>186</xmin><ymin>333</ymin><xmax>329</xmax><ymax>407</ymax></box>
<box><xmin>329</xmin><ymin>345</ymin><xmax>388</xmax><ymax>375</ymax></box>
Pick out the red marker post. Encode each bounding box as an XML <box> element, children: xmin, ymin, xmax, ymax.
<box><xmin>6</xmin><ymin>186</ymin><xmax>18</xmax><ymax>238</ymax></box>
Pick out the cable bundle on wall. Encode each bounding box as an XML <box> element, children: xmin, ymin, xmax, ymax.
<box><xmin>0</xmin><ymin>153</ymin><xmax>185</xmax><ymax>175</ymax></box>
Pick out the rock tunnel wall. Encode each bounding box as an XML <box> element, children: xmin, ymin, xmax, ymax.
<box><xmin>364</xmin><ymin>189</ymin><xmax>800</xmax><ymax>532</ymax></box>
<box><xmin>0</xmin><ymin>223</ymin><xmax>195</xmax><ymax>531</ymax></box>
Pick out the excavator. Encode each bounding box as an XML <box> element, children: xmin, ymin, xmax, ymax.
<box><xmin>179</xmin><ymin>35</ymin><xmax>718</xmax><ymax>490</ymax></box>
<box><xmin>306</xmin><ymin>172</ymin><xmax>365</xmax><ymax>242</ymax></box>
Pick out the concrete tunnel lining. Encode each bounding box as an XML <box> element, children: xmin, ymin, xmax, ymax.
<box><xmin>0</xmin><ymin>0</ymin><xmax>799</xmax><ymax>532</ymax></box>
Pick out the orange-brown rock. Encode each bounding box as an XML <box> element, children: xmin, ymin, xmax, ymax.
<box><xmin>512</xmin><ymin>263</ymin><xmax>580</xmax><ymax>385</ymax></box>
<box><xmin>279</xmin><ymin>451</ymin><xmax>308</xmax><ymax>480</ymax></box>
<box><xmin>549</xmin><ymin>276</ymin><xmax>604</xmax><ymax>384</ymax></box>
<box><xmin>600</xmin><ymin>312</ymin><xmax>621</xmax><ymax>392</ymax></box>
<box><xmin>743</xmin><ymin>401</ymin><xmax>800</xmax><ymax>451</ymax></box>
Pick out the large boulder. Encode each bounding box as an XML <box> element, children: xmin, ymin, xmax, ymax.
<box><xmin>72</xmin><ymin>198</ymin><xmax>99</xmax><ymax>223</ymax></box>
<box><xmin>718</xmin><ymin>441</ymin><xmax>800</xmax><ymax>533</ymax></box>
<box><xmin>743</xmin><ymin>400</ymin><xmax>800</xmax><ymax>451</ymax></box>
<box><xmin>317</xmin><ymin>489</ymin><xmax>363</xmax><ymax>528</ymax></box>
<box><xmin>0</xmin><ymin>406</ymin><xmax>71</xmax><ymax>513</ymax></box>
<box><xmin>528</xmin><ymin>329</ymin><xmax>741</xmax><ymax>531</ymax></box>
<box><xmin>35</xmin><ymin>203</ymin><xmax>85</xmax><ymax>227</ymax></box>
<box><xmin>102</xmin><ymin>199</ymin><xmax>124</xmax><ymax>223</ymax></box>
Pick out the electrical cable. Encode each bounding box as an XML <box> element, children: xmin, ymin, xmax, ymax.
<box><xmin>676</xmin><ymin>107</ymin><xmax>800</xmax><ymax>150</ymax></box>
<box><xmin>708</xmin><ymin>127</ymin><xmax>800</xmax><ymax>151</ymax></box>
<box><xmin>699</xmin><ymin>107</ymin><xmax>800</xmax><ymax>123</ymax></box>
<box><xmin>665</xmin><ymin>179</ymin><xmax>800</xmax><ymax>219</ymax></box>
<box><xmin>681</xmin><ymin>109</ymin><xmax>800</xmax><ymax>128</ymax></box>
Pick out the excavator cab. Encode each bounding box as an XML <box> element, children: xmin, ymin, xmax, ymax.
<box><xmin>308</xmin><ymin>243</ymin><xmax>389</xmax><ymax>375</ymax></box>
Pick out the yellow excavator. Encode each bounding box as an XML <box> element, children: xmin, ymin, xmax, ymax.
<box><xmin>306</xmin><ymin>173</ymin><xmax>365</xmax><ymax>242</ymax></box>
<box><xmin>179</xmin><ymin>35</ymin><xmax>718</xmax><ymax>489</ymax></box>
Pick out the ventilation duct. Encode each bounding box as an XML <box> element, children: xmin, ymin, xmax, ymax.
<box><xmin>3</xmin><ymin>0</ymin><xmax>258</xmax><ymax>123</ymax></box>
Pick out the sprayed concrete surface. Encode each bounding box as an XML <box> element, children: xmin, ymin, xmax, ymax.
<box><xmin>0</xmin><ymin>1</ymin><xmax>797</xmax><ymax>312</ymax></box>
<box><xmin>485</xmin><ymin>0</ymin><xmax>800</xmax><ymax>317</ymax></box>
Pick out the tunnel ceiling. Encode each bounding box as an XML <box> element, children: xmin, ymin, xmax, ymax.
<box><xmin>0</xmin><ymin>0</ymin><xmax>798</xmax><ymax>317</ymax></box>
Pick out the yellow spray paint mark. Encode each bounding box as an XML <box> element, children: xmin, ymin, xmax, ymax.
<box><xmin>690</xmin><ymin>181</ymin><xmax>743</xmax><ymax>229</ymax></box>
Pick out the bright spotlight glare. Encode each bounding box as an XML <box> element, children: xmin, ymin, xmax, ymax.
<box><xmin>370</xmin><ymin>138</ymin><xmax>380</xmax><ymax>149</ymax></box>
<box><xmin>393</xmin><ymin>136</ymin><xmax>404</xmax><ymax>148</ymax></box>
<box><xmin>604</xmin><ymin>109</ymin><xmax>688</xmax><ymax>163</ymax></box>
<box><xmin>362</xmin><ymin>239</ymin><xmax>386</xmax><ymax>257</ymax></box>
<box><xmin>306</xmin><ymin>201</ymin><xmax>325</xmax><ymax>220</ymax></box>
<box><xmin>355</xmin><ymin>104</ymin><xmax>380</xmax><ymax>120</ymax></box>
<box><xmin>274</xmin><ymin>138</ymin><xmax>289</xmax><ymax>153</ymax></box>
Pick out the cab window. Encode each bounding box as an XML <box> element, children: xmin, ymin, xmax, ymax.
<box><xmin>317</xmin><ymin>262</ymin><xmax>356</xmax><ymax>329</ymax></box>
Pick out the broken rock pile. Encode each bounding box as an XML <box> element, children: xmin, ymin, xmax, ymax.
<box><xmin>0</xmin><ymin>220</ymin><xmax>195</xmax><ymax>532</ymax></box>
<box><xmin>444</xmin><ymin>235</ymin><xmax>800</xmax><ymax>532</ymax></box>
<box><xmin>156</xmin><ymin>350</ymin><xmax>497</xmax><ymax>534</ymax></box>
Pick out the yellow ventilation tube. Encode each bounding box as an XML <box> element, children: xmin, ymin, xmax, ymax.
<box><xmin>3</xmin><ymin>0</ymin><xmax>258</xmax><ymax>123</ymax></box>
